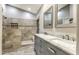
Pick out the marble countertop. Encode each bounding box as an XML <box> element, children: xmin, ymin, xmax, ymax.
<box><xmin>35</xmin><ymin>34</ymin><xmax>76</xmax><ymax>55</ymax></box>
<box><xmin>35</xmin><ymin>34</ymin><xmax>59</xmax><ymax>40</ymax></box>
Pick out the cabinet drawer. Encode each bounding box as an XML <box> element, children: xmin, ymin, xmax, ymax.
<box><xmin>40</xmin><ymin>47</ymin><xmax>56</xmax><ymax>55</ymax></box>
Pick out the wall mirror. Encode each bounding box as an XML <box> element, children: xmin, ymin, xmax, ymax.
<box><xmin>56</xmin><ymin>4</ymin><xmax>75</xmax><ymax>27</ymax></box>
<box><xmin>44</xmin><ymin>7</ymin><xmax>53</xmax><ymax>29</ymax></box>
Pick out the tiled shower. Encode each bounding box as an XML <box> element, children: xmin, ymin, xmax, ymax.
<box><xmin>2</xmin><ymin>16</ymin><xmax>37</xmax><ymax>54</ymax></box>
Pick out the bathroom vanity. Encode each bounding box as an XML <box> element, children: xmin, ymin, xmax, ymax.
<box><xmin>34</xmin><ymin>34</ymin><xmax>76</xmax><ymax>55</ymax></box>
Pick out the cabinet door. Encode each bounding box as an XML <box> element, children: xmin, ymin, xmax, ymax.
<box><xmin>34</xmin><ymin>36</ymin><xmax>42</xmax><ymax>55</ymax></box>
<box><xmin>39</xmin><ymin>39</ymin><xmax>56</xmax><ymax>55</ymax></box>
<box><xmin>39</xmin><ymin>40</ymin><xmax>48</xmax><ymax>55</ymax></box>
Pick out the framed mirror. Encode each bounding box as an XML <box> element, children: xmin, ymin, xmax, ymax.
<box><xmin>44</xmin><ymin>7</ymin><xmax>53</xmax><ymax>29</ymax></box>
<box><xmin>56</xmin><ymin>4</ymin><xmax>75</xmax><ymax>28</ymax></box>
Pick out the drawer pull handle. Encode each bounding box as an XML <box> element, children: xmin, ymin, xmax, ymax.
<box><xmin>48</xmin><ymin>47</ymin><xmax>56</xmax><ymax>54</ymax></box>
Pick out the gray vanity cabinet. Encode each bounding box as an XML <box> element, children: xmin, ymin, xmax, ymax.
<box><xmin>34</xmin><ymin>35</ymin><xmax>70</xmax><ymax>55</ymax></box>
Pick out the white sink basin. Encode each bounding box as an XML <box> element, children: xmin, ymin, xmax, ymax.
<box><xmin>52</xmin><ymin>39</ymin><xmax>75</xmax><ymax>48</ymax></box>
<box><xmin>50</xmin><ymin>39</ymin><xmax>76</xmax><ymax>54</ymax></box>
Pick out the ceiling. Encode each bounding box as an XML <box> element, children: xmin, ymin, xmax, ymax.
<box><xmin>10</xmin><ymin>4</ymin><xmax>42</xmax><ymax>14</ymax></box>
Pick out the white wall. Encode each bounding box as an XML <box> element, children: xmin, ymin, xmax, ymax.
<box><xmin>38</xmin><ymin>4</ymin><xmax>53</xmax><ymax>33</ymax></box>
<box><xmin>38</xmin><ymin>4</ymin><xmax>77</xmax><ymax>41</ymax></box>
<box><xmin>3</xmin><ymin>5</ymin><xmax>36</xmax><ymax>20</ymax></box>
<box><xmin>0</xmin><ymin>5</ymin><xmax>2</xmax><ymax>54</ymax></box>
<box><xmin>58</xmin><ymin>4</ymin><xmax>67</xmax><ymax>10</ymax></box>
<box><xmin>76</xmin><ymin>5</ymin><xmax>79</xmax><ymax>55</ymax></box>
<box><xmin>3</xmin><ymin>5</ymin><xmax>37</xmax><ymax>28</ymax></box>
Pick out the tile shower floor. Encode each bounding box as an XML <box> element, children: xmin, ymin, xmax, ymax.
<box><xmin>3</xmin><ymin>40</ymin><xmax>35</xmax><ymax>55</ymax></box>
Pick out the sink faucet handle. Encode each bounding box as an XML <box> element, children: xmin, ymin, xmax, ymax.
<box><xmin>69</xmin><ymin>35</ymin><xmax>75</xmax><ymax>41</ymax></box>
<box><xmin>72</xmin><ymin>38</ymin><xmax>75</xmax><ymax>41</ymax></box>
<box><xmin>62</xmin><ymin>35</ymin><xmax>65</xmax><ymax>39</ymax></box>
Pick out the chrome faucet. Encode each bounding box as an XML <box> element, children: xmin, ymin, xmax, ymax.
<box><xmin>65</xmin><ymin>35</ymin><xmax>69</xmax><ymax>40</ymax></box>
<box><xmin>63</xmin><ymin>34</ymin><xmax>75</xmax><ymax>41</ymax></box>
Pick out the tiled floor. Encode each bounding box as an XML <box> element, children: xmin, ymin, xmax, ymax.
<box><xmin>3</xmin><ymin>40</ymin><xmax>35</xmax><ymax>55</ymax></box>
